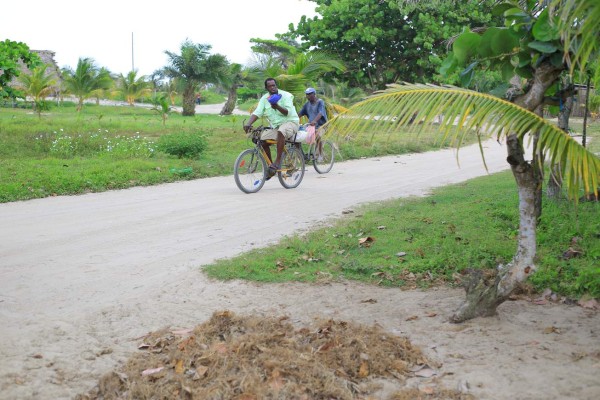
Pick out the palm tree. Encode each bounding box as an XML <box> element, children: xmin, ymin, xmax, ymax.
<box><xmin>115</xmin><ymin>70</ymin><xmax>151</xmax><ymax>106</ymax></box>
<box><xmin>161</xmin><ymin>40</ymin><xmax>230</xmax><ymax>116</ymax></box>
<box><xmin>62</xmin><ymin>58</ymin><xmax>104</xmax><ymax>111</ymax></box>
<box><xmin>220</xmin><ymin>63</ymin><xmax>263</xmax><ymax>115</ymax></box>
<box><xmin>325</xmin><ymin>2</ymin><xmax>600</xmax><ymax>322</ymax></box>
<box><xmin>90</xmin><ymin>67</ymin><xmax>113</xmax><ymax>105</ymax></box>
<box><xmin>16</xmin><ymin>64</ymin><xmax>56</xmax><ymax>117</ymax></box>
<box><xmin>250</xmin><ymin>50</ymin><xmax>346</xmax><ymax>108</ymax></box>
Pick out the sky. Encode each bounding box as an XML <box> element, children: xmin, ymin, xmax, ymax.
<box><xmin>1</xmin><ymin>0</ymin><xmax>318</xmax><ymax>77</ymax></box>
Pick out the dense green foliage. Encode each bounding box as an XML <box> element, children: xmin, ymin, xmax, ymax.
<box><xmin>0</xmin><ymin>39</ymin><xmax>41</xmax><ymax>99</ymax></box>
<box><xmin>205</xmin><ymin>170</ymin><xmax>599</xmax><ymax>298</ymax></box>
<box><xmin>289</xmin><ymin>0</ymin><xmax>499</xmax><ymax>89</ymax></box>
<box><xmin>157</xmin><ymin>132</ymin><xmax>208</xmax><ymax>159</ymax></box>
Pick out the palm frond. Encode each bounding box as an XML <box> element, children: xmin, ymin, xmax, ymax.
<box><xmin>325</xmin><ymin>83</ymin><xmax>600</xmax><ymax>200</ymax></box>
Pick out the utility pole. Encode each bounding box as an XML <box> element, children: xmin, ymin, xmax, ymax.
<box><xmin>131</xmin><ymin>32</ymin><xmax>135</xmax><ymax>72</ymax></box>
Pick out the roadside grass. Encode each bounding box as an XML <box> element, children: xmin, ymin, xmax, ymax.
<box><xmin>204</xmin><ymin>169</ymin><xmax>600</xmax><ymax>299</ymax></box>
<box><xmin>0</xmin><ymin>102</ymin><xmax>473</xmax><ymax>202</ymax></box>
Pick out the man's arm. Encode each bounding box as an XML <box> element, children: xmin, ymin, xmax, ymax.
<box><xmin>243</xmin><ymin>114</ymin><xmax>258</xmax><ymax>132</ymax></box>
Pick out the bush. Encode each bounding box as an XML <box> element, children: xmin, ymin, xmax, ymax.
<box><xmin>156</xmin><ymin>132</ymin><xmax>207</xmax><ymax>159</ymax></box>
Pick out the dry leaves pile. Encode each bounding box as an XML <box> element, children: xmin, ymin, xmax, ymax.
<box><xmin>77</xmin><ymin>311</ymin><xmax>472</xmax><ymax>400</ymax></box>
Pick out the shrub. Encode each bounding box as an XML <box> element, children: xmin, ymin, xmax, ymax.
<box><xmin>156</xmin><ymin>132</ymin><xmax>207</xmax><ymax>159</ymax></box>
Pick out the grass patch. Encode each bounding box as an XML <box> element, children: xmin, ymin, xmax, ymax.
<box><xmin>205</xmin><ymin>170</ymin><xmax>600</xmax><ymax>299</ymax></box>
<box><xmin>0</xmin><ymin>102</ymin><xmax>474</xmax><ymax>202</ymax></box>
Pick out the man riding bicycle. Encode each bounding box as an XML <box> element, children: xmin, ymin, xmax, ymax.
<box><xmin>243</xmin><ymin>78</ymin><xmax>299</xmax><ymax>178</ymax></box>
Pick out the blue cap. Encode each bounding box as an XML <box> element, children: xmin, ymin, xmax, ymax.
<box><xmin>305</xmin><ymin>87</ymin><xmax>316</xmax><ymax>94</ymax></box>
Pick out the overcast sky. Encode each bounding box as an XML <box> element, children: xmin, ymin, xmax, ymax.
<box><xmin>1</xmin><ymin>0</ymin><xmax>318</xmax><ymax>77</ymax></box>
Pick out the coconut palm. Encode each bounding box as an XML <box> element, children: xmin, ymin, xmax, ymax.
<box><xmin>90</xmin><ymin>67</ymin><xmax>113</xmax><ymax>105</ymax></box>
<box><xmin>115</xmin><ymin>70</ymin><xmax>151</xmax><ymax>106</ymax></box>
<box><xmin>325</xmin><ymin>1</ymin><xmax>600</xmax><ymax>322</ymax></box>
<box><xmin>16</xmin><ymin>64</ymin><xmax>56</xmax><ymax>117</ymax></box>
<box><xmin>161</xmin><ymin>40</ymin><xmax>230</xmax><ymax>116</ymax></box>
<box><xmin>62</xmin><ymin>58</ymin><xmax>105</xmax><ymax>112</ymax></box>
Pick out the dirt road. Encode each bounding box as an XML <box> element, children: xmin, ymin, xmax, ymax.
<box><xmin>1</xmin><ymin>137</ymin><xmax>598</xmax><ymax>400</ymax></box>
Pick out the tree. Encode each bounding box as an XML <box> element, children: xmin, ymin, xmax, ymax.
<box><xmin>250</xmin><ymin>50</ymin><xmax>346</xmax><ymax>109</ymax></box>
<box><xmin>219</xmin><ymin>63</ymin><xmax>259</xmax><ymax>116</ymax></box>
<box><xmin>289</xmin><ymin>0</ymin><xmax>499</xmax><ymax>89</ymax></box>
<box><xmin>325</xmin><ymin>1</ymin><xmax>600</xmax><ymax>322</ymax></box>
<box><xmin>62</xmin><ymin>58</ymin><xmax>107</xmax><ymax>111</ymax></box>
<box><xmin>0</xmin><ymin>39</ymin><xmax>41</xmax><ymax>100</ymax></box>
<box><xmin>151</xmin><ymin>93</ymin><xmax>175</xmax><ymax>127</ymax></box>
<box><xmin>115</xmin><ymin>70</ymin><xmax>151</xmax><ymax>106</ymax></box>
<box><xmin>15</xmin><ymin>64</ymin><xmax>57</xmax><ymax>117</ymax></box>
<box><xmin>90</xmin><ymin>67</ymin><xmax>113</xmax><ymax>105</ymax></box>
<box><xmin>161</xmin><ymin>40</ymin><xmax>230</xmax><ymax>116</ymax></box>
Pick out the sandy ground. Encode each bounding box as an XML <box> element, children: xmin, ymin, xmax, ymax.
<box><xmin>0</xmin><ymin>121</ymin><xmax>599</xmax><ymax>399</ymax></box>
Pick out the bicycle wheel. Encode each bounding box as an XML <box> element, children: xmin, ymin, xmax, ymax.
<box><xmin>234</xmin><ymin>148</ymin><xmax>267</xmax><ymax>193</ymax></box>
<box><xmin>278</xmin><ymin>146</ymin><xmax>305</xmax><ymax>189</ymax></box>
<box><xmin>313</xmin><ymin>140</ymin><xmax>335</xmax><ymax>174</ymax></box>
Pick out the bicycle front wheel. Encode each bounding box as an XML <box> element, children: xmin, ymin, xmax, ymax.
<box><xmin>278</xmin><ymin>147</ymin><xmax>305</xmax><ymax>189</ymax></box>
<box><xmin>313</xmin><ymin>140</ymin><xmax>335</xmax><ymax>174</ymax></box>
<box><xmin>234</xmin><ymin>148</ymin><xmax>267</xmax><ymax>194</ymax></box>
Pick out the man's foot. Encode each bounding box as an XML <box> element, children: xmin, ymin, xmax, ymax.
<box><xmin>266</xmin><ymin>163</ymin><xmax>279</xmax><ymax>180</ymax></box>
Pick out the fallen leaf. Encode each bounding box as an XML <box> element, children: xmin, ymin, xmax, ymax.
<box><xmin>396</xmin><ymin>251</ymin><xmax>407</xmax><ymax>257</ymax></box>
<box><xmin>358</xmin><ymin>360</ymin><xmax>369</xmax><ymax>378</ymax></box>
<box><xmin>171</xmin><ymin>328</ymin><xmax>194</xmax><ymax>336</ymax></box>
<box><xmin>358</xmin><ymin>236</ymin><xmax>375</xmax><ymax>247</ymax></box>
<box><xmin>543</xmin><ymin>326</ymin><xmax>561</xmax><ymax>334</ymax></box>
<box><xmin>175</xmin><ymin>359</ymin><xmax>184</xmax><ymax>374</ymax></box>
<box><xmin>196</xmin><ymin>365</ymin><xmax>208</xmax><ymax>377</ymax></box>
<box><xmin>425</xmin><ymin>312</ymin><xmax>437</xmax><ymax>318</ymax></box>
<box><xmin>405</xmin><ymin>315</ymin><xmax>419</xmax><ymax>321</ymax></box>
<box><xmin>137</xmin><ymin>343</ymin><xmax>150</xmax><ymax>350</ymax></box>
<box><xmin>141</xmin><ymin>367</ymin><xmax>164</xmax><ymax>376</ymax></box>
<box><xmin>377</xmin><ymin>225</ymin><xmax>386</xmax><ymax>230</ymax></box>
<box><xmin>360</xmin><ymin>298</ymin><xmax>377</xmax><ymax>304</ymax></box>
<box><xmin>414</xmin><ymin>367</ymin><xmax>436</xmax><ymax>378</ymax></box>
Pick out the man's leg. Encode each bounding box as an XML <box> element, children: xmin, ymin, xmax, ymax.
<box><xmin>273</xmin><ymin>131</ymin><xmax>285</xmax><ymax>167</ymax></box>
<box><xmin>261</xmin><ymin>142</ymin><xmax>272</xmax><ymax>163</ymax></box>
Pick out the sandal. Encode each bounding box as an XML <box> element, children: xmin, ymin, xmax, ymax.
<box><xmin>266</xmin><ymin>163</ymin><xmax>279</xmax><ymax>180</ymax></box>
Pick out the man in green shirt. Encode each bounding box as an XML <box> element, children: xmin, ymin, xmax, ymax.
<box><xmin>243</xmin><ymin>78</ymin><xmax>299</xmax><ymax>174</ymax></box>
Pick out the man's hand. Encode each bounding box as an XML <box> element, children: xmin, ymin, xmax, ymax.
<box><xmin>243</xmin><ymin>124</ymin><xmax>252</xmax><ymax>133</ymax></box>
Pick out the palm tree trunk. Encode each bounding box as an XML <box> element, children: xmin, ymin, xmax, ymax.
<box><xmin>220</xmin><ymin>86</ymin><xmax>238</xmax><ymax>115</ymax></box>
<box><xmin>182</xmin><ymin>85</ymin><xmax>196</xmax><ymax>116</ymax></box>
<box><xmin>451</xmin><ymin>62</ymin><xmax>562</xmax><ymax>323</ymax></box>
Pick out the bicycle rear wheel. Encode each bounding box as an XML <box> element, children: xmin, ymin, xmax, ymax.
<box><xmin>313</xmin><ymin>140</ymin><xmax>335</xmax><ymax>174</ymax></box>
<box><xmin>234</xmin><ymin>148</ymin><xmax>267</xmax><ymax>193</ymax></box>
<box><xmin>278</xmin><ymin>147</ymin><xmax>305</xmax><ymax>189</ymax></box>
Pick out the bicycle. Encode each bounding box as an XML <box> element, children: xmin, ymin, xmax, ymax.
<box><xmin>234</xmin><ymin>125</ymin><xmax>306</xmax><ymax>194</ymax></box>
<box><xmin>295</xmin><ymin>125</ymin><xmax>335</xmax><ymax>174</ymax></box>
